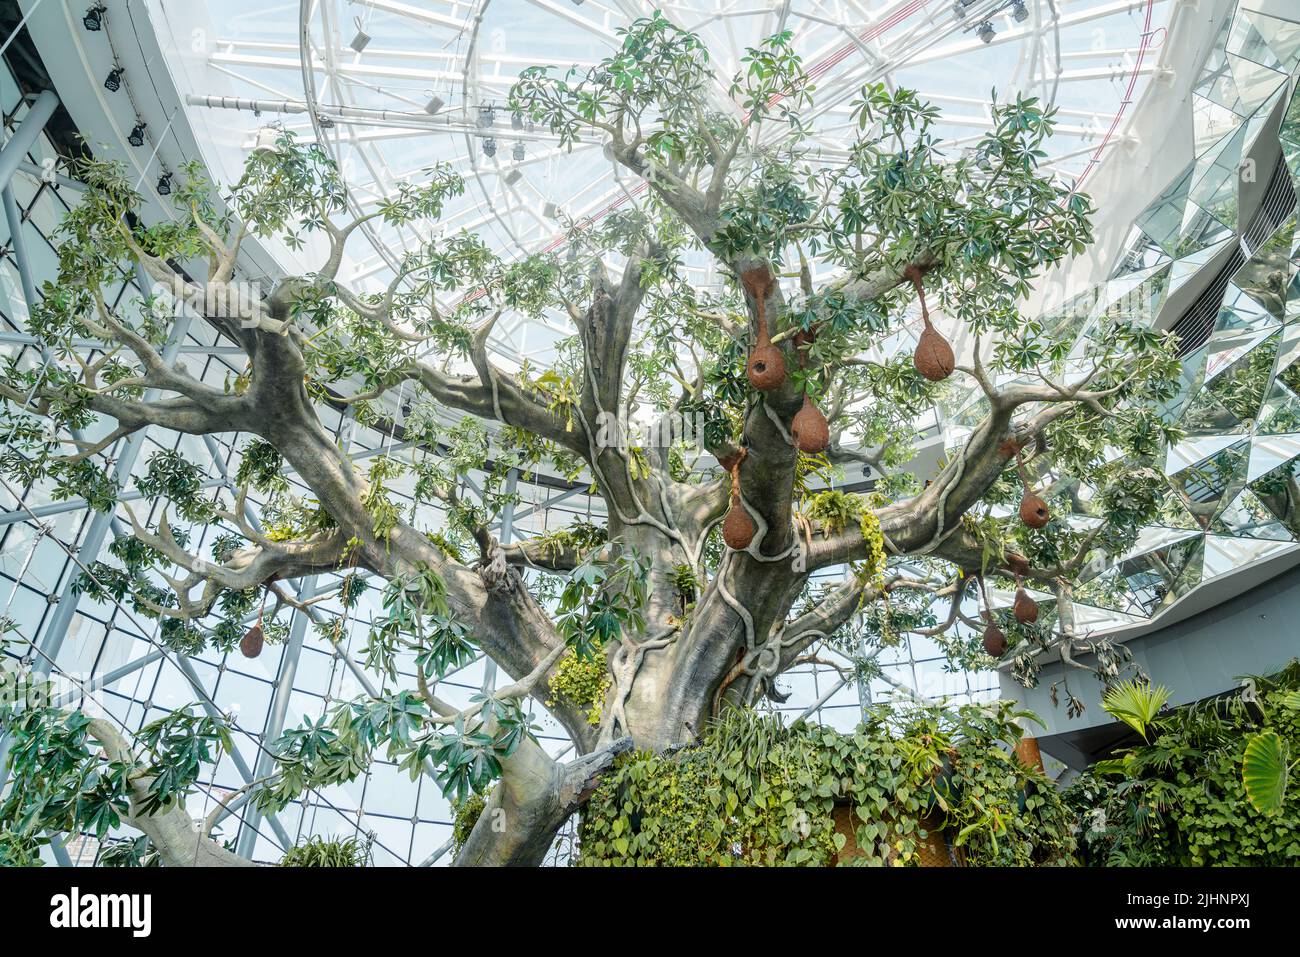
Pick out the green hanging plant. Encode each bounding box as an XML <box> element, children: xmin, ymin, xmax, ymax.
<box><xmin>451</xmin><ymin>792</ymin><xmax>488</xmax><ymax>855</ymax></box>
<box><xmin>546</xmin><ymin>647</ymin><xmax>611</xmax><ymax>726</ymax></box>
<box><xmin>802</xmin><ymin>489</ymin><xmax>886</xmax><ymax>578</ymax></box>
<box><xmin>279</xmin><ymin>833</ymin><xmax>373</xmax><ymax>867</ymax></box>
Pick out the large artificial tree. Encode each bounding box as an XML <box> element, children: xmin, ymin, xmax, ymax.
<box><xmin>0</xmin><ymin>14</ymin><xmax>1180</xmax><ymax>866</ymax></box>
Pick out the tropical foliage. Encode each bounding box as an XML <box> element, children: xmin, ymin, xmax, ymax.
<box><xmin>578</xmin><ymin>703</ymin><xmax>1075</xmax><ymax>866</ymax></box>
<box><xmin>1065</xmin><ymin>663</ymin><xmax>1300</xmax><ymax>866</ymax></box>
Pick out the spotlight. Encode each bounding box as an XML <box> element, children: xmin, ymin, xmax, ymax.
<box><xmin>104</xmin><ymin>68</ymin><xmax>123</xmax><ymax>92</ymax></box>
<box><xmin>156</xmin><ymin>171</ymin><xmax>172</xmax><ymax>195</ymax></box>
<box><xmin>350</xmin><ymin>30</ymin><xmax>371</xmax><ymax>53</ymax></box>
<box><xmin>127</xmin><ymin>122</ymin><xmax>147</xmax><ymax>147</ymax></box>
<box><xmin>504</xmin><ymin>169</ymin><xmax>522</xmax><ymax>186</ymax></box>
<box><xmin>401</xmin><ymin>401</ymin><xmax>412</xmax><ymax>418</ymax></box>
<box><xmin>253</xmin><ymin>126</ymin><xmax>281</xmax><ymax>153</ymax></box>
<box><xmin>977</xmin><ymin>20</ymin><xmax>995</xmax><ymax>43</ymax></box>
<box><xmin>1011</xmin><ymin>0</ymin><xmax>1029</xmax><ymax>22</ymax></box>
<box><xmin>478</xmin><ymin>105</ymin><xmax>496</xmax><ymax>128</ymax></box>
<box><xmin>512</xmin><ymin>141</ymin><xmax>525</xmax><ymax>162</ymax></box>
<box><xmin>83</xmin><ymin>4</ymin><xmax>106</xmax><ymax>31</ymax></box>
<box><xmin>319</xmin><ymin>115</ymin><xmax>335</xmax><ymax>129</ymax></box>
<box><xmin>482</xmin><ymin>137</ymin><xmax>497</xmax><ymax>158</ymax></box>
<box><xmin>425</xmin><ymin>95</ymin><xmax>445</xmax><ymax>115</ymax></box>
<box><xmin>544</xmin><ymin>201</ymin><xmax>560</xmax><ymax>219</ymax></box>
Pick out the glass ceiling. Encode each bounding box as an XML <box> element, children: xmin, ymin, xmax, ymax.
<box><xmin>187</xmin><ymin>0</ymin><xmax>1177</xmax><ymax>369</ymax></box>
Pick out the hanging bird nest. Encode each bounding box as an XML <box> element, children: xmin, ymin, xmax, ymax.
<box><xmin>722</xmin><ymin>448</ymin><xmax>755</xmax><ymax>550</ymax></box>
<box><xmin>906</xmin><ymin>264</ymin><xmax>954</xmax><ymax>383</ymax></box>
<box><xmin>742</xmin><ymin>267</ymin><xmax>786</xmax><ymax>391</ymax></box>
<box><xmin>1013</xmin><ymin>581</ymin><xmax>1039</xmax><ymax>625</ymax></box>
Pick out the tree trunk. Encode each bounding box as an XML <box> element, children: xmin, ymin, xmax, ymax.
<box><xmin>453</xmin><ymin>736</ymin><xmax>632</xmax><ymax>866</ymax></box>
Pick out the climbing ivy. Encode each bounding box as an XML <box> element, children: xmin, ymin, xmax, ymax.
<box><xmin>578</xmin><ymin>702</ymin><xmax>1075</xmax><ymax>866</ymax></box>
<box><xmin>546</xmin><ymin>648</ymin><xmax>611</xmax><ymax>727</ymax></box>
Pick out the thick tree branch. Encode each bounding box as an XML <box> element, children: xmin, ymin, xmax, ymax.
<box><xmin>452</xmin><ymin>735</ymin><xmax>633</xmax><ymax>866</ymax></box>
<box><xmin>86</xmin><ymin>718</ymin><xmax>254</xmax><ymax>868</ymax></box>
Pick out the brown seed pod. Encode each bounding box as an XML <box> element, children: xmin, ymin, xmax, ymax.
<box><xmin>1019</xmin><ymin>489</ymin><xmax>1050</xmax><ymax>529</ymax></box>
<box><xmin>722</xmin><ymin>500</ymin><xmax>756</xmax><ymax>550</ymax></box>
<box><xmin>982</xmin><ymin>622</ymin><xmax>1007</xmax><ymax>657</ymax></box>
<box><xmin>742</xmin><ymin>266</ymin><xmax>786</xmax><ymax>392</ymax></box>
<box><xmin>904</xmin><ymin>265</ymin><xmax>954</xmax><ymax>383</ymax></box>
<box><xmin>747</xmin><ymin>338</ymin><xmax>786</xmax><ymax>391</ymax></box>
<box><xmin>240</xmin><ymin>623</ymin><xmax>265</xmax><ymax>659</ymax></box>
<box><xmin>913</xmin><ymin>318</ymin><xmax>955</xmax><ymax>382</ymax></box>
<box><xmin>1013</xmin><ymin>586</ymin><xmax>1039</xmax><ymax>625</ymax></box>
<box><xmin>1004</xmin><ymin>553</ymin><xmax>1031</xmax><ymax>577</ymax></box>
<box><xmin>791</xmin><ymin>394</ymin><xmax>829</xmax><ymax>454</ymax></box>
<box><xmin>721</xmin><ymin>450</ymin><xmax>755</xmax><ymax>550</ymax></box>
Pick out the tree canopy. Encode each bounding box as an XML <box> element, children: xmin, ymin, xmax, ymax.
<box><xmin>0</xmin><ymin>13</ymin><xmax>1182</xmax><ymax>866</ymax></box>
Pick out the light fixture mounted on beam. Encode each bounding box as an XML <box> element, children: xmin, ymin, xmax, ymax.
<box><xmin>83</xmin><ymin>4</ymin><xmax>106</xmax><ymax>31</ymax></box>
<box><xmin>253</xmin><ymin>126</ymin><xmax>283</xmax><ymax>153</ymax></box>
<box><xmin>104</xmin><ymin>68</ymin><xmax>123</xmax><ymax>92</ymax></box>
<box><xmin>350</xmin><ymin>19</ymin><xmax>371</xmax><ymax>53</ymax></box>
<box><xmin>128</xmin><ymin>122</ymin><xmax>147</xmax><ymax>147</ymax></box>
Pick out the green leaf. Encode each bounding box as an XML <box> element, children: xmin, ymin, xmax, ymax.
<box><xmin>1101</xmin><ymin>678</ymin><xmax>1170</xmax><ymax>741</ymax></box>
<box><xmin>1242</xmin><ymin>730</ymin><xmax>1289</xmax><ymax>816</ymax></box>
